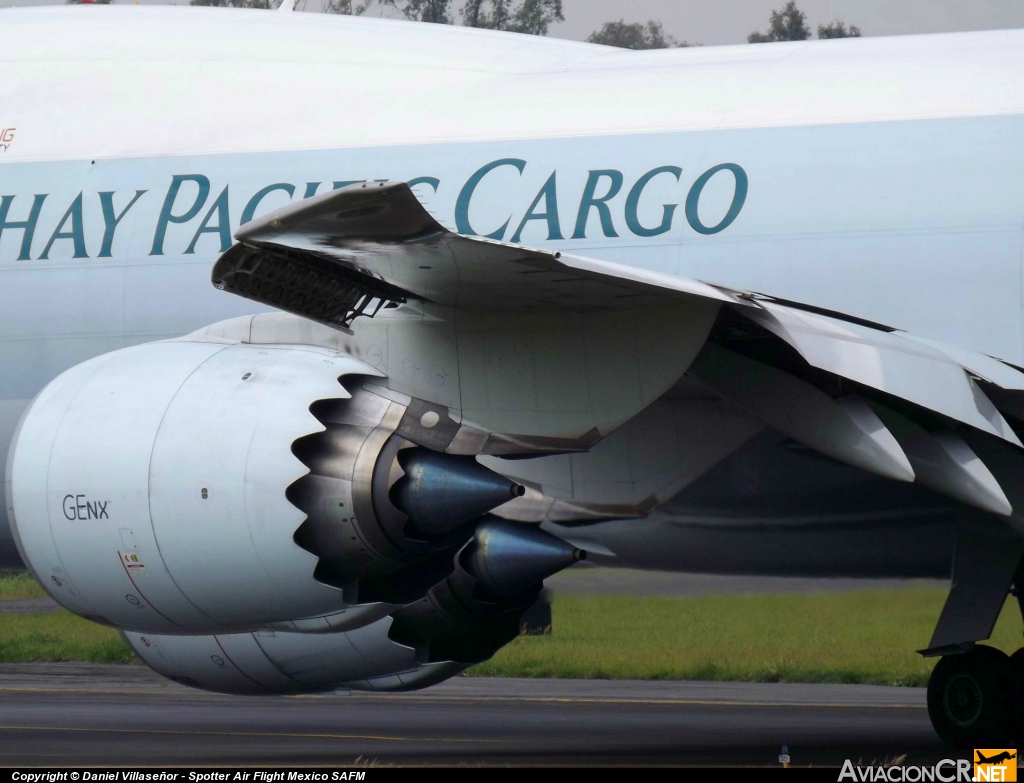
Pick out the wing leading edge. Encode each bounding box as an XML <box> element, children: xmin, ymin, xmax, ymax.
<box><xmin>214</xmin><ymin>180</ymin><xmax>740</xmax><ymax>329</ymax></box>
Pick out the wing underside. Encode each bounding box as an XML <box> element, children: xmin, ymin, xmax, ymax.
<box><xmin>211</xmin><ymin>181</ymin><xmax>1024</xmax><ymax>529</ymax></box>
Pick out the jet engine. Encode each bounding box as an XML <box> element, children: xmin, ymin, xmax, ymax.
<box><xmin>390</xmin><ymin>519</ymin><xmax>584</xmax><ymax>664</ymax></box>
<box><xmin>122</xmin><ymin>615</ymin><xmax>467</xmax><ymax>695</ymax></box>
<box><xmin>120</xmin><ymin>519</ymin><xmax>583</xmax><ymax>694</ymax></box>
<box><xmin>5</xmin><ymin>339</ymin><xmax>522</xmax><ymax>634</ymax></box>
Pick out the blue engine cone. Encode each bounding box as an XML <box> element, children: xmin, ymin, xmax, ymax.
<box><xmin>390</xmin><ymin>449</ymin><xmax>525</xmax><ymax>537</ymax></box>
<box><xmin>466</xmin><ymin>520</ymin><xmax>585</xmax><ymax>598</ymax></box>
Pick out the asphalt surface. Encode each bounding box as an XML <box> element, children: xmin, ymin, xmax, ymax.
<box><xmin>544</xmin><ymin>565</ymin><xmax>947</xmax><ymax>597</ymax></box>
<box><xmin>0</xmin><ymin>597</ymin><xmax>58</xmax><ymax>614</ymax></box>
<box><xmin>0</xmin><ymin>663</ymin><xmax>961</xmax><ymax>767</ymax></box>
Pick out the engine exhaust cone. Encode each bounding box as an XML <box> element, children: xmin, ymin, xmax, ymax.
<box><xmin>391</xmin><ymin>449</ymin><xmax>525</xmax><ymax>537</ymax></box>
<box><xmin>466</xmin><ymin>520</ymin><xmax>584</xmax><ymax>598</ymax></box>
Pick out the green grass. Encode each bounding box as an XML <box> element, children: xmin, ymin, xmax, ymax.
<box><xmin>0</xmin><ymin>610</ymin><xmax>135</xmax><ymax>663</ymax></box>
<box><xmin>0</xmin><ymin>571</ymin><xmax>47</xmax><ymax>600</ymax></box>
<box><xmin>2</xmin><ymin>588</ymin><xmax>1022</xmax><ymax>684</ymax></box>
<box><xmin>469</xmin><ymin>589</ymin><xmax>1024</xmax><ymax>686</ymax></box>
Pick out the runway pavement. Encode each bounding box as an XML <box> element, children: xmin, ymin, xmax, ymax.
<box><xmin>0</xmin><ymin>663</ymin><xmax>960</xmax><ymax>767</ymax></box>
<box><xmin>543</xmin><ymin>565</ymin><xmax>947</xmax><ymax>597</ymax></box>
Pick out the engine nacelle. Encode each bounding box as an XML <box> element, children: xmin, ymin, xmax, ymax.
<box><xmin>5</xmin><ymin>339</ymin><xmax>521</xmax><ymax>634</ymax></box>
<box><xmin>391</xmin><ymin>519</ymin><xmax>584</xmax><ymax>664</ymax></box>
<box><xmin>122</xmin><ymin>617</ymin><xmax>465</xmax><ymax>695</ymax></box>
<box><xmin>121</xmin><ymin>520</ymin><xmax>582</xmax><ymax>695</ymax></box>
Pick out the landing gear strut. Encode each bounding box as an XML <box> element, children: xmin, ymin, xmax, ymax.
<box><xmin>921</xmin><ymin>531</ymin><xmax>1024</xmax><ymax>746</ymax></box>
<box><xmin>927</xmin><ymin>646</ymin><xmax>1015</xmax><ymax>747</ymax></box>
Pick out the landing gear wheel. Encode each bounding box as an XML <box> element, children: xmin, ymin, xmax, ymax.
<box><xmin>1010</xmin><ymin>648</ymin><xmax>1024</xmax><ymax>746</ymax></box>
<box><xmin>927</xmin><ymin>645</ymin><xmax>1014</xmax><ymax>748</ymax></box>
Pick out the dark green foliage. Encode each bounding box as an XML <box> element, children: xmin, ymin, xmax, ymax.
<box><xmin>325</xmin><ymin>1</ymin><xmax>562</xmax><ymax>34</ymax></box>
<box><xmin>818</xmin><ymin>21</ymin><xmax>862</xmax><ymax>39</ymax></box>
<box><xmin>749</xmin><ymin>2</ymin><xmax>862</xmax><ymax>43</ymax></box>
<box><xmin>748</xmin><ymin>1</ymin><xmax>810</xmax><ymax>43</ymax></box>
<box><xmin>587</xmin><ymin>19</ymin><xmax>693</xmax><ymax>50</ymax></box>
<box><xmin>461</xmin><ymin>0</ymin><xmax>563</xmax><ymax>34</ymax></box>
<box><xmin>189</xmin><ymin>0</ymin><xmax>274</xmax><ymax>7</ymax></box>
<box><xmin>324</xmin><ymin>0</ymin><xmax>362</xmax><ymax>12</ymax></box>
<box><xmin>378</xmin><ymin>0</ymin><xmax>452</xmax><ymax>24</ymax></box>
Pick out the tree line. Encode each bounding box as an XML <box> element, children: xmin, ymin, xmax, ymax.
<box><xmin>67</xmin><ymin>0</ymin><xmax>862</xmax><ymax>48</ymax></box>
<box><xmin>588</xmin><ymin>1</ymin><xmax>859</xmax><ymax>47</ymax></box>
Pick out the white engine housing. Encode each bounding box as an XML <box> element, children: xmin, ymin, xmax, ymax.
<box><xmin>123</xmin><ymin>616</ymin><xmax>463</xmax><ymax>695</ymax></box>
<box><xmin>5</xmin><ymin>338</ymin><xmax>390</xmax><ymax>633</ymax></box>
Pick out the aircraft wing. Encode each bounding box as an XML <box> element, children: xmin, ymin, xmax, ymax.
<box><xmin>212</xmin><ymin>181</ymin><xmax>1024</xmax><ymax>523</ymax></box>
<box><xmin>215</xmin><ymin>181</ymin><xmax>742</xmax><ymax>326</ymax></box>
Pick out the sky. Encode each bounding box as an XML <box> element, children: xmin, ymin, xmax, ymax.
<box><xmin>2</xmin><ymin>0</ymin><xmax>1024</xmax><ymax>45</ymax></box>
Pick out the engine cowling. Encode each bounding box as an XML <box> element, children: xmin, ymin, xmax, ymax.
<box><xmin>391</xmin><ymin>519</ymin><xmax>584</xmax><ymax>664</ymax></box>
<box><xmin>121</xmin><ymin>519</ymin><xmax>583</xmax><ymax>695</ymax></box>
<box><xmin>5</xmin><ymin>338</ymin><xmax>521</xmax><ymax>634</ymax></box>
<box><xmin>289</xmin><ymin>408</ymin><xmax>524</xmax><ymax>606</ymax></box>
<box><xmin>122</xmin><ymin>616</ymin><xmax>465</xmax><ymax>695</ymax></box>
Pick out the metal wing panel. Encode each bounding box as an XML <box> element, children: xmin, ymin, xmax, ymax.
<box><xmin>747</xmin><ymin>302</ymin><xmax>1023</xmax><ymax>447</ymax></box>
<box><xmin>896</xmin><ymin>333</ymin><xmax>1024</xmax><ymax>391</ymax></box>
<box><xmin>691</xmin><ymin>343</ymin><xmax>914</xmax><ymax>482</ymax></box>
<box><xmin>212</xmin><ymin>179</ymin><xmax>1024</xmax><ymax>460</ymax></box>
<box><xmin>222</xmin><ymin>181</ymin><xmax>740</xmax><ymax>321</ymax></box>
<box><xmin>869</xmin><ymin>402</ymin><xmax>1013</xmax><ymax>516</ymax></box>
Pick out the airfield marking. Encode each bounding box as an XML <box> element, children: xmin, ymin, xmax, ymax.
<box><xmin>0</xmin><ymin>684</ymin><xmax>927</xmax><ymax>709</ymax></box>
<box><xmin>0</xmin><ymin>724</ymin><xmax>515</xmax><ymax>744</ymax></box>
<box><xmin>0</xmin><ymin>685</ymin><xmax>223</xmax><ymax>697</ymax></box>
<box><xmin>347</xmin><ymin>695</ymin><xmax>927</xmax><ymax>709</ymax></box>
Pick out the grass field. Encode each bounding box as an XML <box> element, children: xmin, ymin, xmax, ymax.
<box><xmin>472</xmin><ymin>589</ymin><xmax>1024</xmax><ymax>686</ymax></box>
<box><xmin>0</xmin><ymin>573</ymin><xmax>134</xmax><ymax>663</ymax></box>
<box><xmin>2</xmin><ymin>583</ymin><xmax>1022</xmax><ymax>685</ymax></box>
<box><xmin>0</xmin><ymin>611</ymin><xmax>134</xmax><ymax>664</ymax></box>
<box><xmin>0</xmin><ymin>571</ymin><xmax>46</xmax><ymax>600</ymax></box>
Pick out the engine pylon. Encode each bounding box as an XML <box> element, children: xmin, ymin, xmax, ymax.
<box><xmin>391</xmin><ymin>450</ymin><xmax>525</xmax><ymax>537</ymax></box>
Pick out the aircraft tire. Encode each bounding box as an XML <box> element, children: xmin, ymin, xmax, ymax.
<box><xmin>927</xmin><ymin>646</ymin><xmax>1014</xmax><ymax>748</ymax></box>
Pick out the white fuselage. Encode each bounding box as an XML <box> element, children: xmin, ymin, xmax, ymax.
<box><xmin>1</xmin><ymin>7</ymin><xmax>1023</xmax><ymax>560</ymax></box>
